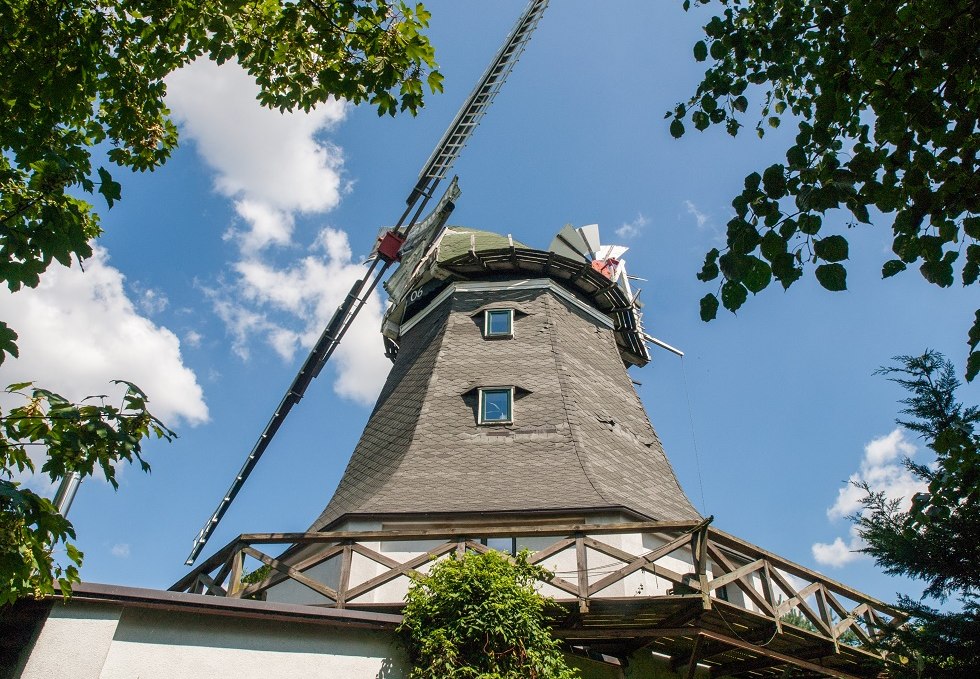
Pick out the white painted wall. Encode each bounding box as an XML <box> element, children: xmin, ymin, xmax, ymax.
<box><xmin>19</xmin><ymin>602</ymin><xmax>120</xmax><ymax>679</ymax></box>
<box><xmin>18</xmin><ymin>601</ymin><xmax>408</xmax><ymax>679</ymax></box>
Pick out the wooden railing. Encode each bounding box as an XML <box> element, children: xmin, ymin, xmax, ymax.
<box><xmin>171</xmin><ymin>520</ymin><xmax>906</xmax><ymax>656</ymax></box>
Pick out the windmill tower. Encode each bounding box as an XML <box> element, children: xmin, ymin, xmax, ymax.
<box><xmin>316</xmin><ymin>221</ymin><xmax>699</xmax><ymax>533</ymax></box>
<box><xmin>172</xmin><ymin>2</ymin><xmax>906</xmax><ymax>676</ymax></box>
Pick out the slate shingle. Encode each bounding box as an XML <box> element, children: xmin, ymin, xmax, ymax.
<box><xmin>312</xmin><ymin>280</ymin><xmax>700</xmax><ymax>530</ymax></box>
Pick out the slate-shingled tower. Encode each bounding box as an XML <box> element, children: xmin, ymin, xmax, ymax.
<box><xmin>314</xmin><ymin>225</ymin><xmax>700</xmax><ymax>532</ymax></box>
<box><xmin>170</xmin><ymin>220</ymin><xmax>901</xmax><ymax>679</ymax></box>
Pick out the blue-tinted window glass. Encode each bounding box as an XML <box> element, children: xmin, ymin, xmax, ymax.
<box><xmin>481</xmin><ymin>389</ymin><xmax>512</xmax><ymax>423</ymax></box>
<box><xmin>485</xmin><ymin>309</ymin><xmax>512</xmax><ymax>336</ymax></box>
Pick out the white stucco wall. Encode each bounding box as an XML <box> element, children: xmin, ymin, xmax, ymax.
<box><xmin>19</xmin><ymin>602</ymin><xmax>120</xmax><ymax>679</ymax></box>
<box><xmin>18</xmin><ymin>601</ymin><xmax>408</xmax><ymax>679</ymax></box>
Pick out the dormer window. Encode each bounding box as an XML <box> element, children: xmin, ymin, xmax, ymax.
<box><xmin>478</xmin><ymin>387</ymin><xmax>513</xmax><ymax>424</ymax></box>
<box><xmin>484</xmin><ymin>309</ymin><xmax>513</xmax><ymax>338</ymax></box>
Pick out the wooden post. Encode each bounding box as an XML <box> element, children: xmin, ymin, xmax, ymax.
<box><xmin>575</xmin><ymin>535</ymin><xmax>589</xmax><ymax>614</ymax></box>
<box><xmin>761</xmin><ymin>561</ymin><xmax>781</xmax><ymax>634</ymax></box>
<box><xmin>691</xmin><ymin>526</ymin><xmax>711</xmax><ymax>611</ymax></box>
<box><xmin>336</xmin><ymin>543</ymin><xmax>353</xmax><ymax>609</ymax></box>
<box><xmin>227</xmin><ymin>544</ymin><xmax>244</xmax><ymax>599</ymax></box>
<box><xmin>686</xmin><ymin>633</ymin><xmax>705</xmax><ymax>679</ymax></box>
<box><xmin>816</xmin><ymin>584</ymin><xmax>839</xmax><ymax>652</ymax></box>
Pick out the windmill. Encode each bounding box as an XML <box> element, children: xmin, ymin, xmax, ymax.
<box><xmin>185</xmin><ymin>0</ymin><xmax>552</xmax><ymax>566</ymax></box>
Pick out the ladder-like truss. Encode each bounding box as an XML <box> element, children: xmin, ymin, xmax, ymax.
<box><xmin>185</xmin><ymin>0</ymin><xmax>551</xmax><ymax>566</ymax></box>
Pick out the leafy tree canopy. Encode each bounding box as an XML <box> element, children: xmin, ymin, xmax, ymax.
<box><xmin>0</xmin><ymin>382</ymin><xmax>174</xmax><ymax>604</ymax></box>
<box><xmin>0</xmin><ymin>0</ymin><xmax>441</xmax><ymax>362</ymax></box>
<box><xmin>855</xmin><ymin>351</ymin><xmax>979</xmax><ymax>677</ymax></box>
<box><xmin>399</xmin><ymin>549</ymin><xmax>579</xmax><ymax>679</ymax></box>
<box><xmin>671</xmin><ymin>0</ymin><xmax>980</xmax><ymax>379</ymax></box>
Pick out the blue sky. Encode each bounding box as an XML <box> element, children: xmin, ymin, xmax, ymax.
<box><xmin>2</xmin><ymin>0</ymin><xmax>976</xmax><ymax>605</ymax></box>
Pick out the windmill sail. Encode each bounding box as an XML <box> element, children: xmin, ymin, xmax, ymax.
<box><xmin>185</xmin><ymin>0</ymin><xmax>552</xmax><ymax>565</ymax></box>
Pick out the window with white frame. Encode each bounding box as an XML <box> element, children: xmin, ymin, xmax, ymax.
<box><xmin>483</xmin><ymin>308</ymin><xmax>513</xmax><ymax>338</ymax></box>
<box><xmin>478</xmin><ymin>387</ymin><xmax>513</xmax><ymax>424</ymax></box>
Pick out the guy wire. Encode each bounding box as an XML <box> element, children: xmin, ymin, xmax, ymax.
<box><xmin>680</xmin><ymin>356</ymin><xmax>708</xmax><ymax>516</ymax></box>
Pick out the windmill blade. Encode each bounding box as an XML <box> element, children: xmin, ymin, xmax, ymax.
<box><xmin>577</xmin><ymin>223</ymin><xmax>602</xmax><ymax>257</ymax></box>
<box><xmin>549</xmin><ymin>224</ymin><xmax>592</xmax><ymax>262</ymax></box>
<box><xmin>415</xmin><ymin>0</ymin><xmax>549</xmax><ymax>188</ymax></box>
<box><xmin>595</xmin><ymin>244</ymin><xmax>628</xmax><ymax>261</ymax></box>
<box><xmin>185</xmin><ymin>265</ymin><xmax>387</xmax><ymax>565</ymax></box>
<box><xmin>185</xmin><ymin>0</ymin><xmax>552</xmax><ymax>565</ymax></box>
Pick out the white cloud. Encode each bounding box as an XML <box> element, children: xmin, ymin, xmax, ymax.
<box><xmin>134</xmin><ymin>286</ymin><xmax>169</xmax><ymax>316</ymax></box>
<box><xmin>210</xmin><ymin>229</ymin><xmax>388</xmax><ymax>405</ymax></box>
<box><xmin>0</xmin><ymin>247</ymin><xmax>209</xmax><ymax>496</ymax></box>
<box><xmin>827</xmin><ymin>428</ymin><xmax>921</xmax><ymax>520</ymax></box>
<box><xmin>184</xmin><ymin>330</ymin><xmax>203</xmax><ymax>348</ymax></box>
<box><xmin>0</xmin><ymin>246</ymin><xmax>208</xmax><ymax>427</ymax></box>
<box><xmin>685</xmin><ymin>200</ymin><xmax>709</xmax><ymax>229</ymax></box>
<box><xmin>165</xmin><ymin>60</ymin><xmax>346</xmax><ymax>215</ymax></box>
<box><xmin>166</xmin><ymin>60</ymin><xmax>389</xmax><ymax>405</ymax></box>
<box><xmin>812</xmin><ymin>526</ymin><xmax>865</xmax><ymax>568</ymax></box>
<box><xmin>616</xmin><ymin>213</ymin><xmax>649</xmax><ymax>240</ymax></box>
<box><xmin>812</xmin><ymin>428</ymin><xmax>926</xmax><ymax>568</ymax></box>
<box><xmin>111</xmin><ymin>543</ymin><xmax>131</xmax><ymax>558</ymax></box>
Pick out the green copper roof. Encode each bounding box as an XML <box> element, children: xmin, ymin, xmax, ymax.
<box><xmin>435</xmin><ymin>227</ymin><xmax>531</xmax><ymax>263</ymax></box>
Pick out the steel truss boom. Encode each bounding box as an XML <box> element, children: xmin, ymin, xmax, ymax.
<box><xmin>185</xmin><ymin>0</ymin><xmax>551</xmax><ymax>565</ymax></box>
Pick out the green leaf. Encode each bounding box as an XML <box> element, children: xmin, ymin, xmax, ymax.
<box><xmin>743</xmin><ymin>257</ymin><xmax>772</xmax><ymax>293</ymax></box>
<box><xmin>693</xmin><ymin>40</ymin><xmax>708</xmax><ymax>62</ymax></box>
<box><xmin>966</xmin><ymin>350</ymin><xmax>980</xmax><ymax>382</ymax></box>
<box><xmin>721</xmin><ymin>280</ymin><xmax>748</xmax><ymax>311</ymax></box>
<box><xmin>700</xmin><ymin>293</ymin><xmax>719</xmax><ymax>321</ymax></box>
<box><xmin>733</xmin><ymin>95</ymin><xmax>748</xmax><ymax>113</ymax></box>
<box><xmin>762</xmin><ymin>164</ymin><xmax>786</xmax><ymax>198</ymax></box>
<box><xmin>698</xmin><ymin>248</ymin><xmax>720</xmax><ymax>281</ymax></box>
<box><xmin>670</xmin><ymin>119</ymin><xmax>685</xmax><ymax>139</ymax></box>
<box><xmin>814</xmin><ymin>235</ymin><xmax>849</xmax><ymax>262</ymax></box>
<box><xmin>97</xmin><ymin>167</ymin><xmax>122</xmax><ymax>208</ymax></box>
<box><xmin>0</xmin><ymin>322</ymin><xmax>19</xmax><ymax>364</ymax></box>
<box><xmin>882</xmin><ymin>260</ymin><xmax>907</xmax><ymax>278</ymax></box>
<box><xmin>760</xmin><ymin>230</ymin><xmax>786</xmax><ymax>261</ymax></box>
<box><xmin>786</xmin><ymin>145</ymin><xmax>807</xmax><ymax>168</ymax></box>
<box><xmin>815</xmin><ymin>263</ymin><xmax>847</xmax><ymax>291</ymax></box>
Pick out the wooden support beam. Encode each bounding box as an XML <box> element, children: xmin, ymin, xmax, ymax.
<box><xmin>576</xmin><ymin>536</ymin><xmax>590</xmax><ymax>613</ymax></box>
<box><xmin>170</xmin><ymin>539</ymin><xmax>240</xmax><ymax>592</ymax></box>
<box><xmin>769</xmin><ymin>570</ymin><xmax>833</xmax><ymax>637</ymax></box>
<box><xmin>581</xmin><ymin>536</ymin><xmax>688</xmax><ymax>587</ymax></box>
<box><xmin>240</xmin><ymin>543</ymin><xmax>347</xmax><ymax>599</ymax></box>
<box><xmin>687</xmin><ymin>629</ymin><xmax>862</xmax><ymax>679</ymax></box>
<box><xmin>528</xmin><ymin>537</ymin><xmax>576</xmax><ymax>565</ymax></box>
<box><xmin>710</xmin><ymin>643</ymin><xmax>843</xmax><ymax>679</ymax></box>
<box><xmin>351</xmin><ymin>543</ymin><xmax>401</xmax><ymax>570</ymax></box>
<box><xmin>692</xmin><ymin>525</ymin><xmax>711</xmax><ymax>611</ymax></box>
<box><xmin>228</xmin><ymin>520</ymin><xmax>704</xmax><ymax>545</ymax></box>
<box><xmin>227</xmin><ymin>544</ymin><xmax>244</xmax><ymax>598</ymax></box>
<box><xmin>707</xmin><ymin>527</ymin><xmax>905</xmax><ymax>619</ymax></box>
<box><xmin>815</xmin><ymin>584</ymin><xmax>840</xmax><ymax>653</ymax></box>
<box><xmin>654</xmin><ymin>600</ymin><xmax>704</xmax><ymax>630</ymax></box>
<box><xmin>241</xmin><ymin>546</ymin><xmax>338</xmax><ymax>602</ymax></box>
<box><xmin>705</xmin><ymin>544</ymin><xmax>774</xmax><ymax>617</ymax></box>
<box><xmin>684</xmin><ymin>633</ymin><xmax>705</xmax><ymax>679</ymax></box>
<box><xmin>336</xmin><ymin>544</ymin><xmax>353</xmax><ymax>609</ymax></box>
<box><xmin>197</xmin><ymin>572</ymin><xmax>227</xmax><ymax>597</ymax></box>
<box><xmin>343</xmin><ymin>541</ymin><xmax>457</xmax><ymax>602</ymax></box>
<box><xmin>586</xmin><ymin>532</ymin><xmax>694</xmax><ymax>597</ymax></box>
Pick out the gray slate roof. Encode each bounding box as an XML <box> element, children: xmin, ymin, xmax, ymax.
<box><xmin>314</xmin><ymin>282</ymin><xmax>700</xmax><ymax>529</ymax></box>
